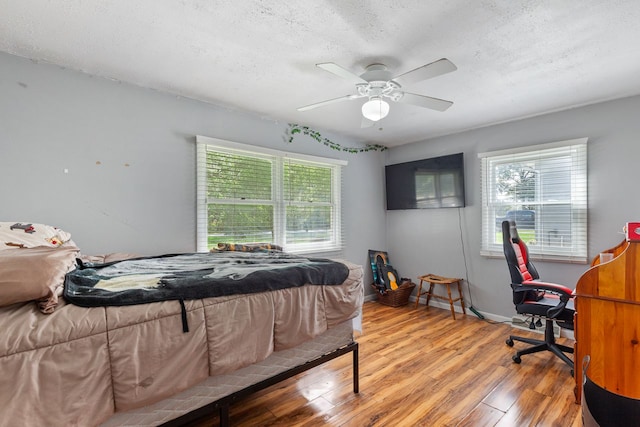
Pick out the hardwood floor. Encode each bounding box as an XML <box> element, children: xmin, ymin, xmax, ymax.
<box><xmin>188</xmin><ymin>301</ymin><xmax>582</xmax><ymax>426</ymax></box>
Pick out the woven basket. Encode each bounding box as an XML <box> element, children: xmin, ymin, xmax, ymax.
<box><xmin>373</xmin><ymin>281</ymin><xmax>415</xmax><ymax>307</ymax></box>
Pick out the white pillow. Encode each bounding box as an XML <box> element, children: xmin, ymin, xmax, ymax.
<box><xmin>0</xmin><ymin>222</ymin><xmax>72</xmax><ymax>250</ymax></box>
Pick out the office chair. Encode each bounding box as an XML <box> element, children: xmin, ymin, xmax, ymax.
<box><xmin>501</xmin><ymin>220</ymin><xmax>574</xmax><ymax>371</ymax></box>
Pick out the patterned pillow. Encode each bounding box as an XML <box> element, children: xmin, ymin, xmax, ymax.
<box><xmin>0</xmin><ymin>222</ymin><xmax>72</xmax><ymax>250</ymax></box>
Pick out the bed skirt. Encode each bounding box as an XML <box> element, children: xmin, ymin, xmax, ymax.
<box><xmin>102</xmin><ymin>319</ymin><xmax>356</xmax><ymax>426</ymax></box>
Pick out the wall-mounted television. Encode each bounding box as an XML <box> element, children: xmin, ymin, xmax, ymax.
<box><xmin>385</xmin><ymin>153</ymin><xmax>465</xmax><ymax>210</ymax></box>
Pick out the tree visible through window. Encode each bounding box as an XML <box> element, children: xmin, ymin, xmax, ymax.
<box><xmin>196</xmin><ymin>136</ymin><xmax>345</xmax><ymax>254</ymax></box>
<box><xmin>284</xmin><ymin>162</ymin><xmax>333</xmax><ymax>245</ymax></box>
<box><xmin>480</xmin><ymin>139</ymin><xmax>588</xmax><ymax>263</ymax></box>
<box><xmin>206</xmin><ymin>150</ymin><xmax>274</xmax><ymax>244</ymax></box>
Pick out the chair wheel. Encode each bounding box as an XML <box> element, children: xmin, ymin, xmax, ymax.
<box><xmin>506</xmin><ymin>338</ymin><xmax>514</xmax><ymax>347</ymax></box>
<box><xmin>512</xmin><ymin>355</ymin><xmax>521</xmax><ymax>364</ymax></box>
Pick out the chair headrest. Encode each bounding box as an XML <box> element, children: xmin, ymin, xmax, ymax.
<box><xmin>502</xmin><ymin>220</ymin><xmax>521</xmax><ymax>243</ymax></box>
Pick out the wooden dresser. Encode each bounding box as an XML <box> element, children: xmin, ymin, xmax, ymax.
<box><xmin>574</xmin><ymin>239</ymin><xmax>640</xmax><ymax>403</ymax></box>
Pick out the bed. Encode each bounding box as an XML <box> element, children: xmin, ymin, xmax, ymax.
<box><xmin>0</xmin><ymin>223</ymin><xmax>363</xmax><ymax>426</ymax></box>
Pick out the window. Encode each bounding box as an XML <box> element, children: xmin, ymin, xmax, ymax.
<box><xmin>480</xmin><ymin>138</ymin><xmax>587</xmax><ymax>263</ymax></box>
<box><xmin>196</xmin><ymin>135</ymin><xmax>346</xmax><ymax>254</ymax></box>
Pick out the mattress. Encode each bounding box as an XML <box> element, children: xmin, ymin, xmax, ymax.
<box><xmin>101</xmin><ymin>319</ymin><xmax>355</xmax><ymax>426</ymax></box>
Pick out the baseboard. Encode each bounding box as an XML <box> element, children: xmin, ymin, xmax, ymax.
<box><xmin>364</xmin><ymin>293</ymin><xmax>378</xmax><ymax>303</ymax></box>
<box><xmin>366</xmin><ymin>293</ymin><xmax>574</xmax><ymax>339</ymax></box>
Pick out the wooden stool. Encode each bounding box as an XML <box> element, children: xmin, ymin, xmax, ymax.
<box><xmin>415</xmin><ymin>274</ymin><xmax>466</xmax><ymax>320</ymax></box>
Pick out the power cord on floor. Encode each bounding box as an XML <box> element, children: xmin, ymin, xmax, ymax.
<box><xmin>456</xmin><ymin>208</ymin><xmax>528</xmax><ymax>327</ymax></box>
<box><xmin>457</xmin><ymin>208</ymin><xmax>485</xmax><ymax>320</ymax></box>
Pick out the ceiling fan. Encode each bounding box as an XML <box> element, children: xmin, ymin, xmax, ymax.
<box><xmin>298</xmin><ymin>58</ymin><xmax>457</xmax><ymax>127</ymax></box>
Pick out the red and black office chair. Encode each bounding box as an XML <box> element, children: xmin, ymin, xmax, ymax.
<box><xmin>502</xmin><ymin>220</ymin><xmax>574</xmax><ymax>370</ymax></box>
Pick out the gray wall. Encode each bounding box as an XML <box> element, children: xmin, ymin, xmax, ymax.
<box><xmin>0</xmin><ymin>52</ymin><xmax>387</xmax><ymax>286</ymax></box>
<box><xmin>386</xmin><ymin>95</ymin><xmax>640</xmax><ymax>317</ymax></box>
<box><xmin>3</xmin><ymin>50</ymin><xmax>639</xmax><ymax>318</ymax></box>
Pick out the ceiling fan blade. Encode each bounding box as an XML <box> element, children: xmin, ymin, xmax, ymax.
<box><xmin>393</xmin><ymin>58</ymin><xmax>457</xmax><ymax>87</ymax></box>
<box><xmin>297</xmin><ymin>94</ymin><xmax>361</xmax><ymax>112</ymax></box>
<box><xmin>396</xmin><ymin>92</ymin><xmax>453</xmax><ymax>112</ymax></box>
<box><xmin>317</xmin><ymin>63</ymin><xmax>368</xmax><ymax>84</ymax></box>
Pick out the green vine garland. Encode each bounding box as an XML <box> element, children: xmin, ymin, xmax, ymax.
<box><xmin>285</xmin><ymin>123</ymin><xmax>387</xmax><ymax>153</ymax></box>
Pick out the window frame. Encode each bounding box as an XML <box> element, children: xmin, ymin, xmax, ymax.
<box><xmin>479</xmin><ymin>138</ymin><xmax>588</xmax><ymax>263</ymax></box>
<box><xmin>196</xmin><ymin>135</ymin><xmax>347</xmax><ymax>255</ymax></box>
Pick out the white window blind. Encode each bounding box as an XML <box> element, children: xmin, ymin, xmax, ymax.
<box><xmin>479</xmin><ymin>138</ymin><xmax>588</xmax><ymax>263</ymax></box>
<box><xmin>196</xmin><ymin>136</ymin><xmax>346</xmax><ymax>255</ymax></box>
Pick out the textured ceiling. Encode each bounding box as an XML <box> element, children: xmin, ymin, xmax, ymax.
<box><xmin>2</xmin><ymin>0</ymin><xmax>640</xmax><ymax>147</ymax></box>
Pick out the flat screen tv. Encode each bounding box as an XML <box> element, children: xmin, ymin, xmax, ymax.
<box><xmin>385</xmin><ymin>153</ymin><xmax>465</xmax><ymax>210</ymax></box>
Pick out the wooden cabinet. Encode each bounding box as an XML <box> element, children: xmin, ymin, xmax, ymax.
<box><xmin>574</xmin><ymin>240</ymin><xmax>640</xmax><ymax>403</ymax></box>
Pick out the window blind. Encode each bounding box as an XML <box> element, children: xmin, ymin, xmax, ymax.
<box><xmin>196</xmin><ymin>135</ymin><xmax>346</xmax><ymax>255</ymax></box>
<box><xmin>479</xmin><ymin>138</ymin><xmax>588</xmax><ymax>263</ymax></box>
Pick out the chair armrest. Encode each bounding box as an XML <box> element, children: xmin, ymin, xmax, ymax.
<box><xmin>520</xmin><ymin>280</ymin><xmax>573</xmax><ymax>319</ymax></box>
<box><xmin>521</xmin><ymin>280</ymin><xmax>574</xmax><ymax>299</ymax></box>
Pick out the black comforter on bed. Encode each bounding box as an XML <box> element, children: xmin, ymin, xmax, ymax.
<box><xmin>64</xmin><ymin>251</ymin><xmax>349</xmax><ymax>307</ymax></box>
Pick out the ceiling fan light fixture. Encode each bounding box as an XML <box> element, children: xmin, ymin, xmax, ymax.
<box><xmin>361</xmin><ymin>97</ymin><xmax>389</xmax><ymax>122</ymax></box>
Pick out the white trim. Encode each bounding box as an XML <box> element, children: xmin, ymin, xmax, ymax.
<box><xmin>477</xmin><ymin>137</ymin><xmax>588</xmax><ymax>158</ymax></box>
<box><xmin>196</xmin><ymin>142</ymin><xmax>208</xmax><ymax>252</ymax></box>
<box><xmin>196</xmin><ymin>135</ymin><xmax>348</xmax><ymax>166</ymax></box>
<box><xmin>480</xmin><ymin>250</ymin><xmax>588</xmax><ymax>264</ymax></box>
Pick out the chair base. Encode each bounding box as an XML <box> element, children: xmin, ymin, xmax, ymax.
<box><xmin>506</xmin><ymin>317</ymin><xmax>574</xmax><ymax>371</ymax></box>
